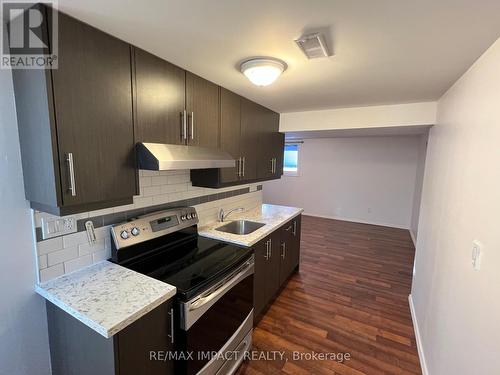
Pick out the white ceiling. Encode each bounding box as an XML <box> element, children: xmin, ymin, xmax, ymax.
<box><xmin>57</xmin><ymin>0</ymin><xmax>500</xmax><ymax>113</ymax></box>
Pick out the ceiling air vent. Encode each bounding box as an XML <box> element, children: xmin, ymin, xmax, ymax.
<box><xmin>294</xmin><ymin>33</ymin><xmax>330</xmax><ymax>59</ymax></box>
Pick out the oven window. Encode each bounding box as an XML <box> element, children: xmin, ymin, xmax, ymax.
<box><xmin>180</xmin><ymin>273</ymin><xmax>253</xmax><ymax>375</ymax></box>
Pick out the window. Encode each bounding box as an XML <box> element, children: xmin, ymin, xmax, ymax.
<box><xmin>283</xmin><ymin>143</ymin><xmax>300</xmax><ymax>176</ymax></box>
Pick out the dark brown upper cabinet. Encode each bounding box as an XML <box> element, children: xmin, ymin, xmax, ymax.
<box><xmin>270</xmin><ymin>130</ymin><xmax>285</xmax><ymax>177</ymax></box>
<box><xmin>239</xmin><ymin>98</ymin><xmax>260</xmax><ymax>181</ymax></box>
<box><xmin>191</xmin><ymin>94</ymin><xmax>283</xmax><ymax>188</ymax></box>
<box><xmin>257</xmin><ymin>107</ymin><xmax>281</xmax><ymax>179</ymax></box>
<box><xmin>134</xmin><ymin>48</ymin><xmax>186</xmax><ymax>145</ymax></box>
<box><xmin>11</xmin><ymin>6</ymin><xmax>137</xmax><ymax>215</ymax></box>
<box><xmin>185</xmin><ymin>72</ymin><xmax>221</xmax><ymax>148</ymax></box>
<box><xmin>219</xmin><ymin>88</ymin><xmax>241</xmax><ymax>183</ymax></box>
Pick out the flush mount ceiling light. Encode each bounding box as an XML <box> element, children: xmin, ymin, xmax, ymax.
<box><xmin>240</xmin><ymin>58</ymin><xmax>287</xmax><ymax>86</ymax></box>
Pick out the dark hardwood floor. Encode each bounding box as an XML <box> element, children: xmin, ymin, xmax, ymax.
<box><xmin>237</xmin><ymin>215</ymin><xmax>421</xmax><ymax>375</ymax></box>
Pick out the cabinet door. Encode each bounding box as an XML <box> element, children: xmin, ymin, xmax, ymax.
<box><xmin>186</xmin><ymin>72</ymin><xmax>220</xmax><ymax>148</ymax></box>
<box><xmin>271</xmin><ymin>131</ymin><xmax>285</xmax><ymax>177</ymax></box>
<box><xmin>240</xmin><ymin>98</ymin><xmax>260</xmax><ymax>181</ymax></box>
<box><xmin>278</xmin><ymin>216</ymin><xmax>301</xmax><ymax>286</ymax></box>
<box><xmin>290</xmin><ymin>215</ymin><xmax>302</xmax><ymax>271</ymax></box>
<box><xmin>268</xmin><ymin>230</ymin><xmax>282</xmax><ymax>298</ymax></box>
<box><xmin>253</xmin><ymin>238</ymin><xmax>270</xmax><ymax>321</ymax></box>
<box><xmin>52</xmin><ymin>12</ymin><xmax>136</xmax><ymax>207</ymax></box>
<box><xmin>117</xmin><ymin>301</ymin><xmax>174</xmax><ymax>375</ymax></box>
<box><xmin>219</xmin><ymin>88</ymin><xmax>241</xmax><ymax>183</ymax></box>
<box><xmin>134</xmin><ymin>48</ymin><xmax>186</xmax><ymax>145</ymax></box>
<box><xmin>256</xmin><ymin>106</ymin><xmax>275</xmax><ymax>179</ymax></box>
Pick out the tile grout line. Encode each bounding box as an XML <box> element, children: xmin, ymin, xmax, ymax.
<box><xmin>35</xmin><ymin>185</ymin><xmax>262</xmax><ymax>242</ymax></box>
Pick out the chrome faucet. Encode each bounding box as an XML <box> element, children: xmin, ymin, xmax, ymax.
<box><xmin>218</xmin><ymin>207</ymin><xmax>244</xmax><ymax>222</ymax></box>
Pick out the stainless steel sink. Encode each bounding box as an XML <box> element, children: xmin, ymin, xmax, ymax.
<box><xmin>215</xmin><ymin>220</ymin><xmax>265</xmax><ymax>235</ymax></box>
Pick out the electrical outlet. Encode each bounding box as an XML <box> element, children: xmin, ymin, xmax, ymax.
<box><xmin>472</xmin><ymin>240</ymin><xmax>482</xmax><ymax>271</ymax></box>
<box><xmin>41</xmin><ymin>216</ymin><xmax>77</xmax><ymax>239</ymax></box>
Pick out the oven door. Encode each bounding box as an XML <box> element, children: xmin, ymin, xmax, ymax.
<box><xmin>178</xmin><ymin>256</ymin><xmax>254</xmax><ymax>375</ymax></box>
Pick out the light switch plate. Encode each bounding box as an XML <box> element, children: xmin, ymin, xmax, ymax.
<box><xmin>472</xmin><ymin>240</ymin><xmax>482</xmax><ymax>271</ymax></box>
<box><xmin>41</xmin><ymin>216</ymin><xmax>77</xmax><ymax>239</ymax></box>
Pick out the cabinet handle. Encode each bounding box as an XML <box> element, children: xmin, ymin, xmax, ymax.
<box><xmin>168</xmin><ymin>308</ymin><xmax>174</xmax><ymax>344</ymax></box>
<box><xmin>293</xmin><ymin>221</ymin><xmax>297</xmax><ymax>236</ymax></box>
<box><xmin>182</xmin><ymin>110</ymin><xmax>187</xmax><ymax>140</ymax></box>
<box><xmin>190</xmin><ymin>111</ymin><xmax>194</xmax><ymax>140</ymax></box>
<box><xmin>264</xmin><ymin>239</ymin><xmax>270</xmax><ymax>260</ymax></box>
<box><xmin>269</xmin><ymin>238</ymin><xmax>272</xmax><ymax>257</ymax></box>
<box><xmin>285</xmin><ymin>225</ymin><xmax>292</xmax><ymax>232</ymax></box>
<box><xmin>281</xmin><ymin>242</ymin><xmax>286</xmax><ymax>259</ymax></box>
<box><xmin>242</xmin><ymin>156</ymin><xmax>245</xmax><ymax>177</ymax></box>
<box><xmin>237</xmin><ymin>157</ymin><xmax>242</xmax><ymax>177</ymax></box>
<box><xmin>272</xmin><ymin>158</ymin><xmax>276</xmax><ymax>174</ymax></box>
<box><xmin>269</xmin><ymin>158</ymin><xmax>274</xmax><ymax>173</ymax></box>
<box><xmin>66</xmin><ymin>153</ymin><xmax>76</xmax><ymax>197</ymax></box>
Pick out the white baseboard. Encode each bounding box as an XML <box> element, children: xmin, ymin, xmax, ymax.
<box><xmin>302</xmin><ymin>211</ymin><xmax>410</xmax><ymax>230</ymax></box>
<box><xmin>410</xmin><ymin>230</ymin><xmax>417</xmax><ymax>247</ymax></box>
<box><xmin>408</xmin><ymin>294</ymin><xmax>429</xmax><ymax>375</ymax></box>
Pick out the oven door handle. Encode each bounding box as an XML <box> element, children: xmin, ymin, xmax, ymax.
<box><xmin>189</xmin><ymin>259</ymin><xmax>253</xmax><ymax>311</ymax></box>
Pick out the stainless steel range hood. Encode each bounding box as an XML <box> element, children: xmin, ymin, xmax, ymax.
<box><xmin>137</xmin><ymin>142</ymin><xmax>235</xmax><ymax>170</ymax></box>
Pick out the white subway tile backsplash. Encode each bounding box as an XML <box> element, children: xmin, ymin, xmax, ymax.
<box><xmin>152</xmin><ymin>195</ymin><xmax>170</xmax><ymax>205</ymax></box>
<box><xmin>134</xmin><ymin>196</ymin><xmax>153</xmax><ymax>208</ymax></box>
<box><xmin>151</xmin><ymin>176</ymin><xmax>168</xmax><ymax>186</ymax></box>
<box><xmin>161</xmin><ymin>183</ymin><xmax>188</xmax><ymax>194</ymax></box>
<box><xmin>141</xmin><ymin>170</ymin><xmax>158</xmax><ymax>177</ymax></box>
<box><xmin>64</xmin><ymin>255</ymin><xmax>92</xmax><ymax>274</ymax></box>
<box><xmin>92</xmin><ymin>248</ymin><xmax>111</xmax><ymax>263</ymax></box>
<box><xmin>73</xmin><ymin>212</ymin><xmax>90</xmax><ymax>221</ymax></box>
<box><xmin>47</xmin><ymin>246</ymin><xmax>78</xmax><ymax>267</ymax></box>
<box><xmin>78</xmin><ymin>239</ymin><xmax>106</xmax><ymax>256</ymax></box>
<box><xmin>94</xmin><ymin>226</ymin><xmax>111</xmax><ymax>239</ymax></box>
<box><xmin>39</xmin><ymin>264</ymin><xmax>64</xmax><ymax>283</ymax></box>
<box><xmin>38</xmin><ymin>255</ymin><xmax>48</xmax><ymax>270</ymax></box>
<box><xmin>62</xmin><ymin>231</ymin><xmax>89</xmax><ymax>248</ymax></box>
<box><xmin>167</xmin><ymin>174</ymin><xmax>190</xmax><ymax>184</ymax></box>
<box><xmin>159</xmin><ymin>169</ymin><xmax>187</xmax><ymax>176</ymax></box>
<box><xmin>37</xmin><ymin>236</ymin><xmax>63</xmax><ymax>255</ymax></box>
<box><xmin>89</xmin><ymin>207</ymin><xmax>115</xmax><ymax>217</ymax></box>
<box><xmin>142</xmin><ymin>186</ymin><xmax>162</xmax><ymax>197</ymax></box>
<box><xmin>113</xmin><ymin>203</ymin><xmax>135</xmax><ymax>213</ymax></box>
<box><xmin>139</xmin><ymin>177</ymin><xmax>152</xmax><ymax>187</ymax></box>
<box><xmin>34</xmin><ymin>168</ymin><xmax>263</xmax><ymax>282</ymax></box>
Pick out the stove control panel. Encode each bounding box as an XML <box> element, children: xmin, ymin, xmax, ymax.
<box><xmin>111</xmin><ymin>207</ymin><xmax>198</xmax><ymax>249</ymax></box>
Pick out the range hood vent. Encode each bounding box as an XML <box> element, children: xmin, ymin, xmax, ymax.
<box><xmin>137</xmin><ymin>143</ymin><xmax>235</xmax><ymax>171</ymax></box>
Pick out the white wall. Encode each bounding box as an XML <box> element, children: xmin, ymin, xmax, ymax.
<box><xmin>263</xmin><ymin>136</ymin><xmax>422</xmax><ymax>229</ymax></box>
<box><xmin>411</xmin><ymin>38</ymin><xmax>500</xmax><ymax>374</ymax></box>
<box><xmin>280</xmin><ymin>102</ymin><xmax>437</xmax><ymax>132</ymax></box>
<box><xmin>0</xmin><ymin>52</ymin><xmax>52</xmax><ymax>373</ymax></box>
<box><xmin>409</xmin><ymin>133</ymin><xmax>429</xmax><ymax>242</ymax></box>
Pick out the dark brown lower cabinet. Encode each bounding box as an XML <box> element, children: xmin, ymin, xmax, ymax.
<box><xmin>253</xmin><ymin>215</ymin><xmax>302</xmax><ymax>323</ymax></box>
<box><xmin>278</xmin><ymin>218</ymin><xmax>302</xmax><ymax>286</ymax></box>
<box><xmin>253</xmin><ymin>230</ymin><xmax>281</xmax><ymax>322</ymax></box>
<box><xmin>47</xmin><ymin>300</ymin><xmax>174</xmax><ymax>375</ymax></box>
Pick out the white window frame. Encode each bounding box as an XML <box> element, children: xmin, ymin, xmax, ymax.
<box><xmin>283</xmin><ymin>142</ymin><xmax>301</xmax><ymax>177</ymax></box>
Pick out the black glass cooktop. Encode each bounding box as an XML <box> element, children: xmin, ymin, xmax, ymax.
<box><xmin>121</xmin><ymin>234</ymin><xmax>252</xmax><ymax>301</ymax></box>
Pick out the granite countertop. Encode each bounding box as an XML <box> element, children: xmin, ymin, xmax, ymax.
<box><xmin>35</xmin><ymin>261</ymin><xmax>176</xmax><ymax>338</ymax></box>
<box><xmin>198</xmin><ymin>204</ymin><xmax>303</xmax><ymax>247</ymax></box>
